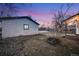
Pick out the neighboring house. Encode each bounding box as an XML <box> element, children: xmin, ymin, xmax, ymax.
<box><xmin>0</xmin><ymin>16</ymin><xmax>39</xmax><ymax>38</ymax></box>
<box><xmin>63</xmin><ymin>13</ymin><xmax>79</xmax><ymax>34</ymax></box>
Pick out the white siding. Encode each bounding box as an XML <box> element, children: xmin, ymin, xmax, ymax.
<box><xmin>2</xmin><ymin>18</ymin><xmax>39</xmax><ymax>38</ymax></box>
<box><xmin>76</xmin><ymin>22</ymin><xmax>79</xmax><ymax>34</ymax></box>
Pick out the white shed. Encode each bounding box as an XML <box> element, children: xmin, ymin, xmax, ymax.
<box><xmin>0</xmin><ymin>16</ymin><xmax>39</xmax><ymax>38</ymax></box>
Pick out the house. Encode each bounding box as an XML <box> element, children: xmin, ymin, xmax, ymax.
<box><xmin>63</xmin><ymin>13</ymin><xmax>79</xmax><ymax>34</ymax></box>
<box><xmin>0</xmin><ymin>16</ymin><xmax>39</xmax><ymax>38</ymax></box>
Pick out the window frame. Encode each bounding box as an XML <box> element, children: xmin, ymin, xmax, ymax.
<box><xmin>23</xmin><ymin>24</ymin><xmax>29</xmax><ymax>30</ymax></box>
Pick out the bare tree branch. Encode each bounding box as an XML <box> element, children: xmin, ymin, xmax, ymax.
<box><xmin>52</xmin><ymin>4</ymin><xmax>74</xmax><ymax>32</ymax></box>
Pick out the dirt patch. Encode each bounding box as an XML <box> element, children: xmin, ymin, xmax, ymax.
<box><xmin>0</xmin><ymin>33</ymin><xmax>79</xmax><ymax>56</ymax></box>
<box><xmin>0</xmin><ymin>34</ymin><xmax>49</xmax><ymax>56</ymax></box>
<box><xmin>59</xmin><ymin>36</ymin><xmax>79</xmax><ymax>55</ymax></box>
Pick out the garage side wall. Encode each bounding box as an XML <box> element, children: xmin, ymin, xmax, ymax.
<box><xmin>2</xmin><ymin>18</ymin><xmax>39</xmax><ymax>38</ymax></box>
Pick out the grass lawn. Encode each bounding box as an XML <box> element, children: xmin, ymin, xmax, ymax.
<box><xmin>0</xmin><ymin>33</ymin><xmax>79</xmax><ymax>56</ymax></box>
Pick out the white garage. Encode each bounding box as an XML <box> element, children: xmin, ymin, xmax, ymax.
<box><xmin>0</xmin><ymin>16</ymin><xmax>39</xmax><ymax>38</ymax></box>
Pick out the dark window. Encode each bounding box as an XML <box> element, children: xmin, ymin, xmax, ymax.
<box><xmin>23</xmin><ymin>24</ymin><xmax>29</xmax><ymax>30</ymax></box>
<box><xmin>0</xmin><ymin>28</ymin><xmax>2</xmax><ymax>32</ymax></box>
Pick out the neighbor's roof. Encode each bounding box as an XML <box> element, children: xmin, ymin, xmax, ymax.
<box><xmin>0</xmin><ymin>16</ymin><xmax>39</xmax><ymax>25</ymax></box>
<box><xmin>64</xmin><ymin>13</ymin><xmax>79</xmax><ymax>22</ymax></box>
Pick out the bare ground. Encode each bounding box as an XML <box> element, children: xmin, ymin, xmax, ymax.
<box><xmin>0</xmin><ymin>32</ymin><xmax>79</xmax><ymax>56</ymax></box>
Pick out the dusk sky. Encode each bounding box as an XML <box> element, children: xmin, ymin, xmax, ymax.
<box><xmin>2</xmin><ymin>3</ymin><xmax>79</xmax><ymax>27</ymax></box>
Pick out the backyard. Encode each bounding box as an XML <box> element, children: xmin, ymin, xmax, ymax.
<box><xmin>0</xmin><ymin>32</ymin><xmax>79</xmax><ymax>56</ymax></box>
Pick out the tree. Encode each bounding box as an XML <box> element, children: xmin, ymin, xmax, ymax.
<box><xmin>52</xmin><ymin>4</ymin><xmax>74</xmax><ymax>33</ymax></box>
<box><xmin>0</xmin><ymin>3</ymin><xmax>32</xmax><ymax>17</ymax></box>
<box><xmin>0</xmin><ymin>3</ymin><xmax>18</xmax><ymax>17</ymax></box>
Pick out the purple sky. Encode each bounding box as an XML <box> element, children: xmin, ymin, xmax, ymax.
<box><xmin>15</xmin><ymin>3</ymin><xmax>79</xmax><ymax>27</ymax></box>
<box><xmin>3</xmin><ymin>3</ymin><xmax>79</xmax><ymax>27</ymax></box>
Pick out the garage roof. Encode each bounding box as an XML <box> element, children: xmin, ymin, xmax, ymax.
<box><xmin>0</xmin><ymin>16</ymin><xmax>39</xmax><ymax>25</ymax></box>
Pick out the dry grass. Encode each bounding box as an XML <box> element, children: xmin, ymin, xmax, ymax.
<box><xmin>0</xmin><ymin>33</ymin><xmax>79</xmax><ymax>56</ymax></box>
<box><xmin>60</xmin><ymin>35</ymin><xmax>79</xmax><ymax>55</ymax></box>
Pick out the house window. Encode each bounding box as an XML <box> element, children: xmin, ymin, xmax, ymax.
<box><xmin>23</xmin><ymin>24</ymin><xmax>29</xmax><ymax>30</ymax></box>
